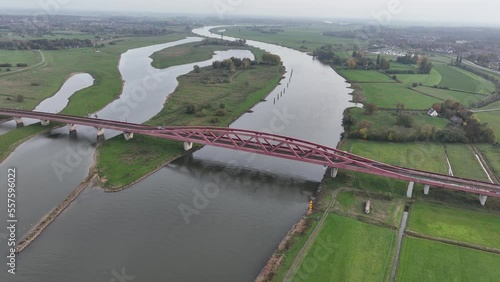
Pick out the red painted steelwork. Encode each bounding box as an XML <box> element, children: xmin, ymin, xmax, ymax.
<box><xmin>1</xmin><ymin>108</ymin><xmax>499</xmax><ymax>197</ymax></box>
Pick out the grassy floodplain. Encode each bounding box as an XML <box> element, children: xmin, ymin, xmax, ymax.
<box><xmin>408</xmin><ymin>202</ymin><xmax>500</xmax><ymax>249</ymax></box>
<box><xmin>0</xmin><ymin>33</ymin><xmax>190</xmax><ymax>161</ymax></box>
<box><xmin>397</xmin><ymin>237</ymin><xmax>500</xmax><ymax>282</ymax></box>
<box><xmin>150</xmin><ymin>42</ymin><xmax>265</xmax><ymax>69</ymax></box>
<box><xmin>212</xmin><ymin>25</ymin><xmax>366</xmax><ymax>52</ymax></box>
<box><xmin>287</xmin><ymin>214</ymin><xmax>396</xmax><ymax>282</ymax></box>
<box><xmin>97</xmin><ymin>44</ymin><xmax>284</xmax><ymax>189</ymax></box>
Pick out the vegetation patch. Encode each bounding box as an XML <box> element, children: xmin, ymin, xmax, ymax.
<box><xmin>408</xmin><ymin>202</ymin><xmax>500</xmax><ymax>249</ymax></box>
<box><xmin>397</xmin><ymin>237</ymin><xmax>500</xmax><ymax>282</ymax></box>
<box><xmin>289</xmin><ymin>214</ymin><xmax>396</xmax><ymax>282</ymax></box>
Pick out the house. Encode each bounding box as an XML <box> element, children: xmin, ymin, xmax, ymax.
<box><xmin>427</xmin><ymin>108</ymin><xmax>438</xmax><ymax>117</ymax></box>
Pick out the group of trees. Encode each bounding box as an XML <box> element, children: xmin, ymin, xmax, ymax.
<box><xmin>343</xmin><ymin>100</ymin><xmax>496</xmax><ymax>144</ymax></box>
<box><xmin>212</xmin><ymin>57</ymin><xmax>254</xmax><ymax>72</ymax></box>
<box><xmin>199</xmin><ymin>38</ymin><xmax>246</xmax><ymax>47</ymax></box>
<box><xmin>396</xmin><ymin>54</ymin><xmax>418</xmax><ymax>64</ymax></box>
<box><xmin>394</xmin><ymin>53</ymin><xmax>433</xmax><ymax>74</ymax></box>
<box><xmin>261</xmin><ymin>53</ymin><xmax>282</xmax><ymax>65</ymax></box>
<box><xmin>0</xmin><ymin>38</ymin><xmax>93</xmax><ymax>50</ymax></box>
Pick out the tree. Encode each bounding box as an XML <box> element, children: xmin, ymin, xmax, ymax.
<box><xmin>358</xmin><ymin>120</ymin><xmax>373</xmax><ymax>130</ymax></box>
<box><xmin>364</xmin><ymin>103</ymin><xmax>377</xmax><ymax>115</ymax></box>
<box><xmin>417</xmin><ymin>56</ymin><xmax>433</xmax><ymax>74</ymax></box>
<box><xmin>347</xmin><ymin>57</ymin><xmax>357</xmax><ymax>69</ymax></box>
<box><xmin>185</xmin><ymin>103</ymin><xmax>197</xmax><ymax>114</ymax></box>
<box><xmin>193</xmin><ymin>65</ymin><xmax>200</xmax><ymax>73</ymax></box>
<box><xmin>342</xmin><ymin>114</ymin><xmax>357</xmax><ymax>130</ymax></box>
<box><xmin>376</xmin><ymin>54</ymin><xmax>381</xmax><ymax>66</ymax></box>
<box><xmin>379</xmin><ymin>57</ymin><xmax>390</xmax><ymax>70</ymax></box>
<box><xmin>396</xmin><ymin>114</ymin><xmax>414</xmax><ymax>128</ymax></box>
<box><xmin>262</xmin><ymin>53</ymin><xmax>282</xmax><ymax>65</ymax></box>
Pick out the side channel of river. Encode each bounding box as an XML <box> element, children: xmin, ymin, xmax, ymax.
<box><xmin>0</xmin><ymin>28</ymin><xmax>353</xmax><ymax>281</ymax></box>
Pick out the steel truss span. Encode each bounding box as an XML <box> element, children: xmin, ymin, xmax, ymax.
<box><xmin>1</xmin><ymin>108</ymin><xmax>499</xmax><ymax>198</ymax></box>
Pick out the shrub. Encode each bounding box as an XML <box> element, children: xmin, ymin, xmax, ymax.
<box><xmin>215</xmin><ymin>109</ymin><xmax>227</xmax><ymax>116</ymax></box>
<box><xmin>209</xmin><ymin>117</ymin><xmax>220</xmax><ymax>124</ymax></box>
<box><xmin>16</xmin><ymin>95</ymin><xmax>24</xmax><ymax>102</ymax></box>
<box><xmin>412</xmin><ymin>82</ymin><xmax>418</xmax><ymax>87</ymax></box>
<box><xmin>185</xmin><ymin>104</ymin><xmax>197</xmax><ymax>114</ymax></box>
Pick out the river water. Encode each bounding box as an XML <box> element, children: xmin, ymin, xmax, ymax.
<box><xmin>0</xmin><ymin>28</ymin><xmax>352</xmax><ymax>281</ymax></box>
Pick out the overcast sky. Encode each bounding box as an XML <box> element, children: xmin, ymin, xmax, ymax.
<box><xmin>3</xmin><ymin>0</ymin><xmax>500</xmax><ymax>25</ymax></box>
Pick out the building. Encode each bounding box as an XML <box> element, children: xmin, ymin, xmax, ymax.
<box><xmin>427</xmin><ymin>108</ymin><xmax>438</xmax><ymax>117</ymax></box>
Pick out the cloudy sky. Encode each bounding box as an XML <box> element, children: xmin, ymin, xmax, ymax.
<box><xmin>3</xmin><ymin>0</ymin><xmax>500</xmax><ymax>25</ymax></box>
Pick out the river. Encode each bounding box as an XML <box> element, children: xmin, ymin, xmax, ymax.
<box><xmin>0</xmin><ymin>27</ymin><xmax>352</xmax><ymax>281</ymax></box>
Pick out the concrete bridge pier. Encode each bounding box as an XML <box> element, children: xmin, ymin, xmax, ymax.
<box><xmin>183</xmin><ymin>142</ymin><xmax>193</xmax><ymax>151</ymax></box>
<box><xmin>68</xmin><ymin>124</ymin><xmax>76</xmax><ymax>133</ymax></box>
<box><xmin>96</xmin><ymin>128</ymin><xmax>105</xmax><ymax>137</ymax></box>
<box><xmin>407</xmin><ymin>181</ymin><xmax>415</xmax><ymax>198</ymax></box>
<box><xmin>14</xmin><ymin>117</ymin><xmax>24</xmax><ymax>127</ymax></box>
<box><xmin>123</xmin><ymin>132</ymin><xmax>134</xmax><ymax>141</ymax></box>
<box><xmin>479</xmin><ymin>195</ymin><xmax>488</xmax><ymax>206</ymax></box>
<box><xmin>423</xmin><ymin>184</ymin><xmax>430</xmax><ymax>195</ymax></box>
<box><xmin>40</xmin><ymin>120</ymin><xmax>50</xmax><ymax>126</ymax></box>
<box><xmin>330</xmin><ymin>167</ymin><xmax>339</xmax><ymax>178</ymax></box>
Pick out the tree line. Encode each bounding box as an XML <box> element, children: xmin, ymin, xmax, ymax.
<box><xmin>0</xmin><ymin>38</ymin><xmax>93</xmax><ymax>50</ymax></box>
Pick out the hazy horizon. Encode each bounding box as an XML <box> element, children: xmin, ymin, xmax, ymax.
<box><xmin>2</xmin><ymin>0</ymin><xmax>500</xmax><ymax>26</ymax></box>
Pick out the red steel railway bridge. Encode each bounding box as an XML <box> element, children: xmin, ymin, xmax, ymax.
<box><xmin>1</xmin><ymin>108</ymin><xmax>499</xmax><ymax>205</ymax></box>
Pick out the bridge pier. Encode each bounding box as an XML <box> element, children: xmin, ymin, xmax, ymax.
<box><xmin>330</xmin><ymin>167</ymin><xmax>339</xmax><ymax>178</ymax></box>
<box><xmin>479</xmin><ymin>195</ymin><xmax>488</xmax><ymax>206</ymax></box>
<box><xmin>96</xmin><ymin>128</ymin><xmax>105</xmax><ymax>137</ymax></box>
<box><xmin>407</xmin><ymin>182</ymin><xmax>415</xmax><ymax>198</ymax></box>
<box><xmin>423</xmin><ymin>184</ymin><xmax>430</xmax><ymax>195</ymax></box>
<box><xmin>68</xmin><ymin>124</ymin><xmax>76</xmax><ymax>133</ymax></box>
<box><xmin>40</xmin><ymin>120</ymin><xmax>50</xmax><ymax>126</ymax></box>
<box><xmin>183</xmin><ymin>142</ymin><xmax>193</xmax><ymax>151</ymax></box>
<box><xmin>14</xmin><ymin>117</ymin><xmax>24</xmax><ymax>127</ymax></box>
<box><xmin>123</xmin><ymin>132</ymin><xmax>134</xmax><ymax>141</ymax></box>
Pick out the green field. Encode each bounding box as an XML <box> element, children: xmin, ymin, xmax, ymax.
<box><xmin>434</xmin><ymin>65</ymin><xmax>496</xmax><ymax>94</ymax></box>
<box><xmin>361</xmin><ymin>83</ymin><xmax>440</xmax><ymax>109</ymax></box>
<box><xmin>444</xmin><ymin>144</ymin><xmax>490</xmax><ymax>181</ymax></box>
<box><xmin>409</xmin><ymin>202</ymin><xmax>500</xmax><ymax>249</ymax></box>
<box><xmin>150</xmin><ymin>42</ymin><xmax>265</xmax><ymax>69</ymax></box>
<box><xmin>289</xmin><ymin>214</ymin><xmax>395</xmax><ymax>282</ymax></box>
<box><xmin>396</xmin><ymin>69</ymin><xmax>442</xmax><ymax>85</ymax></box>
<box><xmin>336</xmin><ymin>70</ymin><xmax>395</xmax><ymax>82</ymax></box>
<box><xmin>343</xmin><ymin>140</ymin><xmax>448</xmax><ymax>174</ymax></box>
<box><xmin>348</xmin><ymin>107</ymin><xmax>448</xmax><ymax>133</ymax></box>
<box><xmin>415</xmin><ymin>86</ymin><xmax>484</xmax><ymax>106</ymax></box>
<box><xmin>334</xmin><ymin>190</ymin><xmax>404</xmax><ymax>227</ymax></box>
<box><xmin>476</xmin><ymin>145</ymin><xmax>500</xmax><ymax>176</ymax></box>
<box><xmin>476</xmin><ymin>110</ymin><xmax>500</xmax><ymax>142</ymax></box>
<box><xmin>0</xmin><ymin>50</ymin><xmax>42</xmax><ymax>68</ymax></box>
<box><xmin>397</xmin><ymin>237</ymin><xmax>500</xmax><ymax>282</ymax></box>
<box><xmin>214</xmin><ymin>25</ymin><xmax>365</xmax><ymax>52</ymax></box>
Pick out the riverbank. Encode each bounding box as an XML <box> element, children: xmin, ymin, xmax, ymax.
<box><xmin>96</xmin><ymin>59</ymin><xmax>285</xmax><ymax>189</ymax></box>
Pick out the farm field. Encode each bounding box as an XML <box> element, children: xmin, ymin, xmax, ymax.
<box><xmin>434</xmin><ymin>65</ymin><xmax>496</xmax><ymax>94</ymax></box>
<box><xmin>342</xmin><ymin>139</ymin><xmax>449</xmax><ymax>174</ymax></box>
<box><xmin>408</xmin><ymin>202</ymin><xmax>500</xmax><ymax>249</ymax></box>
<box><xmin>476</xmin><ymin>110</ymin><xmax>500</xmax><ymax>142</ymax></box>
<box><xmin>336</xmin><ymin>69</ymin><xmax>395</xmax><ymax>82</ymax></box>
<box><xmin>396</xmin><ymin>237</ymin><xmax>500</xmax><ymax>282</ymax></box>
<box><xmin>289</xmin><ymin>214</ymin><xmax>396</xmax><ymax>282</ymax></box>
<box><xmin>0</xmin><ymin>50</ymin><xmax>42</xmax><ymax>68</ymax></box>
<box><xmin>444</xmin><ymin>144</ymin><xmax>490</xmax><ymax>181</ymax></box>
<box><xmin>361</xmin><ymin>83</ymin><xmax>440</xmax><ymax>109</ymax></box>
<box><xmin>415</xmin><ymin>86</ymin><xmax>485</xmax><ymax>105</ymax></box>
<box><xmin>476</xmin><ymin>144</ymin><xmax>500</xmax><ymax>175</ymax></box>
<box><xmin>396</xmin><ymin>69</ymin><xmax>441</xmax><ymax>85</ymax></box>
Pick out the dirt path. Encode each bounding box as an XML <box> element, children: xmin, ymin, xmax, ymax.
<box><xmin>389</xmin><ymin>211</ymin><xmax>409</xmax><ymax>282</ymax></box>
<box><xmin>283</xmin><ymin>188</ymin><xmax>344</xmax><ymax>282</ymax></box>
<box><xmin>470</xmin><ymin>146</ymin><xmax>499</xmax><ymax>184</ymax></box>
<box><xmin>0</xmin><ymin>50</ymin><xmax>46</xmax><ymax>77</ymax></box>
